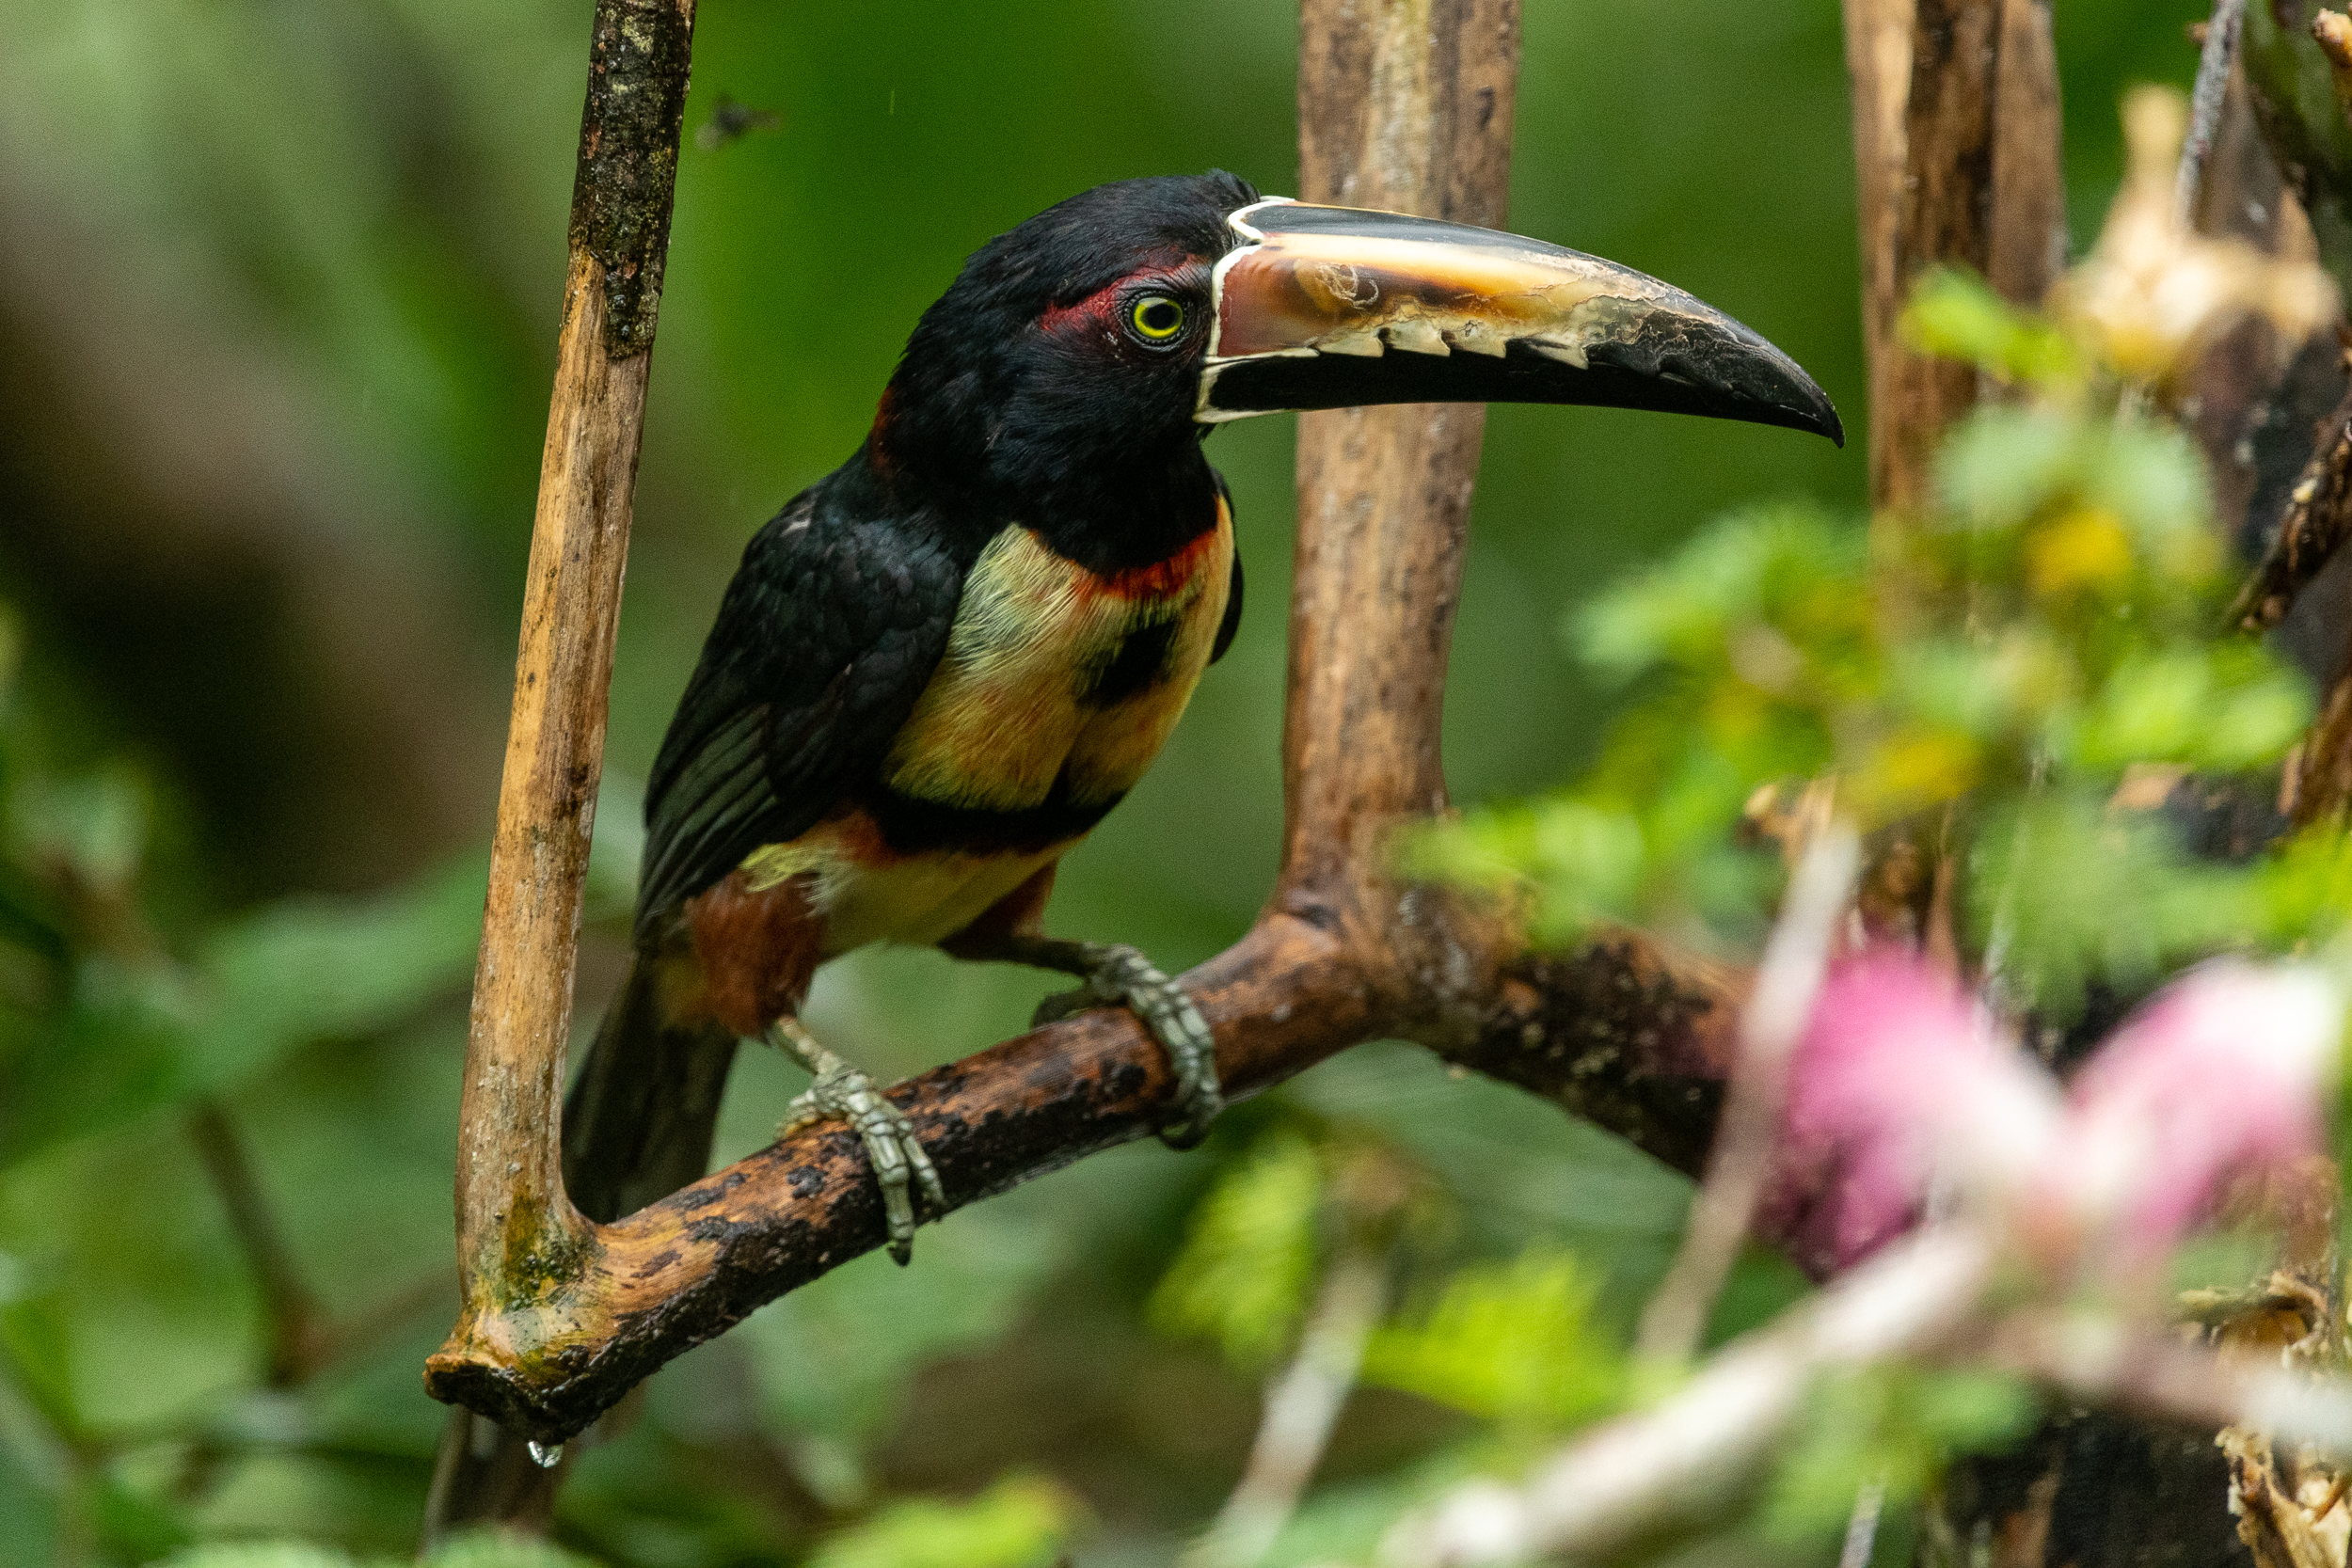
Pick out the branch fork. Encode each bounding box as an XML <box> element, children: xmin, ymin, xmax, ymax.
<box><xmin>428</xmin><ymin>0</ymin><xmax>1753</xmax><ymax>1449</ymax></box>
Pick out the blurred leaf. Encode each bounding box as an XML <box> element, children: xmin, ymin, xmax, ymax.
<box><xmin>807</xmin><ymin>1472</ymin><xmax>1081</xmax><ymax>1568</ymax></box>
<box><xmin>1935</xmin><ymin>405</ymin><xmax>2080</xmax><ymax>533</ymax></box>
<box><xmin>179</xmin><ymin>853</ymin><xmax>486</xmax><ymax>1097</ymax></box>
<box><xmin>2252</xmin><ymin>830</ymin><xmax>2352</xmax><ymax>949</ymax></box>
<box><xmin>8</xmin><ymin>768</ymin><xmax>151</xmax><ymax>895</ymax></box>
<box><xmin>1361</xmin><ymin>1244</ymin><xmax>1622</xmax><ymax>1430</ymax></box>
<box><xmin>1152</xmin><ymin>1132</ymin><xmax>1323</xmax><ymax>1370</ymax></box>
<box><xmin>0</xmin><ymin>1291</ymin><xmax>76</xmax><ymax>1438</ymax></box>
<box><xmin>1969</xmin><ymin>792</ymin><xmax>2256</xmax><ymax>1015</ymax></box>
<box><xmin>2082</xmin><ymin>419</ymin><xmax>2219</xmax><ymax>586</ymax></box>
<box><xmin>154</xmin><ymin>1546</ymin><xmax>375</xmax><ymax>1568</ymax></box>
<box><xmin>1901</xmin><ymin>266</ymin><xmax>2085</xmax><ymax>388</ymax></box>
<box><xmin>1766</xmin><ymin>1368</ymin><xmax>2035</xmax><ymax>1543</ymax></box>
<box><xmin>1405</xmin><ymin>800</ymin><xmax>1645</xmax><ymax>940</ymax></box>
<box><xmin>2023</xmin><ymin>505</ymin><xmax>2133</xmax><ymax>597</ymax></box>
<box><xmin>2063</xmin><ymin>645</ymin><xmax>2312</xmax><ymax>775</ymax></box>
<box><xmin>0</xmin><ymin>1376</ymin><xmax>63</xmax><ymax>1568</ymax></box>
<box><xmin>2</xmin><ymin>856</ymin><xmax>484</xmax><ymax>1163</ymax></box>
<box><xmin>740</xmin><ymin>1196</ymin><xmax>1064</xmax><ymax>1449</ymax></box>
<box><xmin>1572</xmin><ymin>505</ymin><xmax>1868</xmax><ymax>686</ymax></box>
<box><xmin>1847</xmin><ymin>724</ymin><xmax>1983</xmax><ymax>817</ymax></box>
<box><xmin>88</xmin><ymin>1470</ymin><xmax>195</xmax><ymax>1564</ymax></box>
<box><xmin>426</xmin><ymin>1528</ymin><xmax>604</xmax><ymax>1568</ymax></box>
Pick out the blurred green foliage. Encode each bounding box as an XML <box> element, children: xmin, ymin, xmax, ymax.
<box><xmin>1152</xmin><ymin>1134</ymin><xmax>1325</xmax><ymax>1372</ymax></box>
<box><xmin>0</xmin><ymin>0</ymin><xmax>2214</xmax><ymax>1563</ymax></box>
<box><xmin>1763</xmin><ymin>1369</ymin><xmax>2038</xmax><ymax>1544</ymax></box>
<box><xmin>1418</xmin><ymin>269</ymin><xmax>2334</xmax><ymax>1017</ymax></box>
<box><xmin>1359</xmin><ymin>1245</ymin><xmax>1623</xmax><ymax>1433</ymax></box>
<box><xmin>803</xmin><ymin>1475</ymin><xmax>1080</xmax><ymax>1568</ymax></box>
<box><xmin>158</xmin><ymin>1531</ymin><xmax>596</xmax><ymax>1568</ymax></box>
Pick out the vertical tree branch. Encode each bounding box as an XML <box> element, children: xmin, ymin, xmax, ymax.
<box><xmin>453</xmin><ymin>0</ymin><xmax>696</xmax><ymax>1312</ymax></box>
<box><xmin>1845</xmin><ymin>0</ymin><xmax>1916</xmax><ymax>512</ymax></box>
<box><xmin>428</xmin><ymin>0</ymin><xmax>695</xmax><ymax>1536</ymax></box>
<box><xmin>1185</xmin><ymin>1248</ymin><xmax>1390</xmax><ymax>1568</ymax></box>
<box><xmin>451</xmin><ymin>0</ymin><xmax>693</xmax><ymax>1344</ymax></box>
<box><xmin>1852</xmin><ymin>0</ymin><xmax>2064</xmax><ymax>514</ymax></box>
<box><xmin>1286</xmin><ymin>0</ymin><xmax>1517</xmax><ymax>927</ymax></box>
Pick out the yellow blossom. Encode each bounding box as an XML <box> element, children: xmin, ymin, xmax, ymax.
<box><xmin>2026</xmin><ymin>506</ymin><xmax>2134</xmax><ymax>596</ymax></box>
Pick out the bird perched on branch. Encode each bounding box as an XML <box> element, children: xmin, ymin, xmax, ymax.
<box><xmin>577</xmin><ymin>172</ymin><xmax>1841</xmax><ymax>1262</ymax></box>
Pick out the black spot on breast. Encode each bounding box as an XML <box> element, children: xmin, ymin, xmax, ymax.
<box><xmin>1082</xmin><ymin>619</ymin><xmax>1179</xmax><ymax>707</ymax></box>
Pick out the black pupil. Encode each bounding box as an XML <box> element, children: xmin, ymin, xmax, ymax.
<box><xmin>1140</xmin><ymin>300</ymin><xmax>1180</xmax><ymax>334</ymax></box>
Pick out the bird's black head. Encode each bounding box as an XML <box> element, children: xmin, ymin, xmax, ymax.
<box><xmin>861</xmin><ymin>170</ymin><xmax>1843</xmax><ymax>569</ymax></box>
<box><xmin>871</xmin><ymin>172</ymin><xmax>1257</xmax><ymax>566</ymax></box>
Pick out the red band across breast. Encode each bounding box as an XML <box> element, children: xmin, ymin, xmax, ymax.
<box><xmin>1072</xmin><ymin>509</ymin><xmax>1227</xmax><ymax>602</ymax></box>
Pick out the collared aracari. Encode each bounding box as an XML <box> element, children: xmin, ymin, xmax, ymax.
<box><xmin>592</xmin><ymin>171</ymin><xmax>1840</xmax><ymax>1262</ymax></box>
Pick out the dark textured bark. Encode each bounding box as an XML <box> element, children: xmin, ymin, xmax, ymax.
<box><xmin>569</xmin><ymin>0</ymin><xmax>695</xmax><ymax>356</ymax></box>
<box><xmin>1851</xmin><ymin>0</ymin><xmax>2065</xmax><ymax>514</ymax></box>
<box><xmin>2183</xmin><ymin>56</ymin><xmax>2349</xmax><ymax>572</ymax></box>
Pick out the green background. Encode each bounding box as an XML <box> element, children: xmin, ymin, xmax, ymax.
<box><xmin>0</xmin><ymin>0</ymin><xmax>2205</xmax><ymax>1560</ymax></box>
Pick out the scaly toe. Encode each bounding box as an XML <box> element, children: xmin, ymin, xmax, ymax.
<box><xmin>1090</xmin><ymin>945</ymin><xmax>1223</xmax><ymax>1149</ymax></box>
<box><xmin>780</xmin><ymin>1066</ymin><xmax>941</xmax><ymax>1265</ymax></box>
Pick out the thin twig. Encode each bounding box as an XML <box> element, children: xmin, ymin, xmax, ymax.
<box><xmin>1839</xmin><ymin>1478</ymin><xmax>1887</xmax><ymax>1568</ymax></box>
<box><xmin>1384</xmin><ymin>1237</ymin><xmax>2352</xmax><ymax>1568</ymax></box>
<box><xmin>1383</xmin><ymin>1227</ymin><xmax>1997</xmax><ymax>1568</ymax></box>
<box><xmin>1187</xmin><ymin>1246</ymin><xmax>1389</xmax><ymax>1568</ymax></box>
<box><xmin>1635</xmin><ymin>827</ymin><xmax>1862</xmax><ymax>1364</ymax></box>
<box><xmin>2178</xmin><ymin>0</ymin><xmax>2249</xmax><ymax>226</ymax></box>
<box><xmin>1993</xmin><ymin>1311</ymin><xmax>2352</xmax><ymax>1454</ymax></box>
<box><xmin>2232</xmin><ymin>398</ymin><xmax>2352</xmax><ymax>635</ymax></box>
<box><xmin>185</xmin><ymin>1098</ymin><xmax>328</xmax><ymax>1387</ymax></box>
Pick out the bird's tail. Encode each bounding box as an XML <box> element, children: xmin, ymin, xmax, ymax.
<box><xmin>562</xmin><ymin>949</ymin><xmax>740</xmax><ymax>1224</ymax></box>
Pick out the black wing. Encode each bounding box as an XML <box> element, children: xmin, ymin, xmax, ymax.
<box><xmin>1210</xmin><ymin>470</ymin><xmax>1242</xmax><ymax>665</ymax></box>
<box><xmin>633</xmin><ymin>493</ymin><xmax>963</xmax><ymax>937</ymax></box>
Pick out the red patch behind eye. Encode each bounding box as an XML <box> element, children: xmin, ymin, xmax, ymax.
<box><xmin>1037</xmin><ymin>253</ymin><xmax>1202</xmax><ymax>335</ymax></box>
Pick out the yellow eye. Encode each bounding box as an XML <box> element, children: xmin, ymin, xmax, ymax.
<box><xmin>1131</xmin><ymin>294</ymin><xmax>1185</xmax><ymax>341</ymax></box>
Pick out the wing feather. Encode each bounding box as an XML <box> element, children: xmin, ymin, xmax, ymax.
<box><xmin>634</xmin><ymin>494</ymin><xmax>963</xmax><ymax>935</ymax></box>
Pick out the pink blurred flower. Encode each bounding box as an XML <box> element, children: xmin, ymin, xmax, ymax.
<box><xmin>2063</xmin><ymin>962</ymin><xmax>2342</xmax><ymax>1261</ymax></box>
<box><xmin>1764</xmin><ymin>954</ymin><xmax>2059</xmax><ymax>1274</ymax></box>
<box><xmin>1762</xmin><ymin>953</ymin><xmax>2344</xmax><ymax>1277</ymax></box>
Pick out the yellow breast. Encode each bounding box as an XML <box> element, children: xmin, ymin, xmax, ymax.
<box><xmin>881</xmin><ymin>501</ymin><xmax>1234</xmax><ymax>812</ymax></box>
<box><xmin>739</xmin><ymin>502</ymin><xmax>1233</xmax><ymax>955</ymax></box>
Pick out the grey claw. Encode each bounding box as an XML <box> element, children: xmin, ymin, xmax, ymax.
<box><xmin>772</xmin><ymin>1021</ymin><xmax>942</xmax><ymax>1264</ymax></box>
<box><xmin>1078</xmin><ymin>944</ymin><xmax>1223</xmax><ymax>1149</ymax></box>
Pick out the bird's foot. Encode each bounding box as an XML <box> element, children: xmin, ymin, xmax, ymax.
<box><xmin>1031</xmin><ymin>942</ymin><xmax>1222</xmax><ymax>1149</ymax></box>
<box><xmin>767</xmin><ymin>1018</ymin><xmax>945</xmax><ymax>1265</ymax></box>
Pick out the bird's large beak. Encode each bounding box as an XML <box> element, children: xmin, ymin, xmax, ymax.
<box><xmin>1198</xmin><ymin>198</ymin><xmax>1843</xmax><ymax>445</ymax></box>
